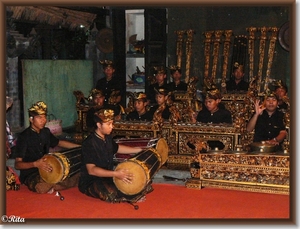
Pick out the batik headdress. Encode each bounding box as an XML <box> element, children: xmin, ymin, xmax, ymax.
<box><xmin>28</xmin><ymin>101</ymin><xmax>47</xmax><ymax>116</ymax></box>
<box><xmin>94</xmin><ymin>109</ymin><xmax>114</xmax><ymax>123</ymax></box>
<box><xmin>99</xmin><ymin>60</ymin><xmax>114</xmax><ymax>69</ymax></box>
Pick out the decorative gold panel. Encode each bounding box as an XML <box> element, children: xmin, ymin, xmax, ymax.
<box><xmin>186</xmin><ymin>152</ymin><xmax>290</xmax><ymax>195</ymax></box>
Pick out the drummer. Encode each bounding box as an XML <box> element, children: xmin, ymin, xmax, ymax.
<box><xmin>246</xmin><ymin>92</ymin><xmax>287</xmax><ymax>149</ymax></box>
<box><xmin>78</xmin><ymin>109</ymin><xmax>154</xmax><ymax>203</ymax></box>
<box><xmin>14</xmin><ymin>101</ymin><xmax>81</xmax><ymax>193</ymax></box>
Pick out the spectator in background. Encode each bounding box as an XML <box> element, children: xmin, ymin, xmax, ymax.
<box><xmin>6</xmin><ymin>96</ymin><xmax>16</xmax><ymax>159</ymax></box>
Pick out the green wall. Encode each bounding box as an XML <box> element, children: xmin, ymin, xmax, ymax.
<box><xmin>22</xmin><ymin>60</ymin><xmax>93</xmax><ymax>128</ymax></box>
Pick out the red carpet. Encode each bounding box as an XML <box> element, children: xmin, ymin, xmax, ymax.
<box><xmin>6</xmin><ymin>183</ymin><xmax>289</xmax><ymax>220</ymax></box>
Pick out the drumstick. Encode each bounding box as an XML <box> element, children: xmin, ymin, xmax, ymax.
<box><xmin>55</xmin><ymin>191</ymin><xmax>65</xmax><ymax>201</ymax></box>
<box><xmin>163</xmin><ymin>175</ymin><xmax>187</xmax><ymax>182</ymax></box>
<box><xmin>127</xmin><ymin>201</ymin><xmax>139</xmax><ymax>210</ymax></box>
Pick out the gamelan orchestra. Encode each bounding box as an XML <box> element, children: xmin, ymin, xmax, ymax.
<box><xmin>6</xmin><ymin>26</ymin><xmax>290</xmax><ymax>208</ymax></box>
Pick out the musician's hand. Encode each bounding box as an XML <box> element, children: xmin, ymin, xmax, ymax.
<box><xmin>35</xmin><ymin>158</ymin><xmax>53</xmax><ymax>172</ymax></box>
<box><xmin>266</xmin><ymin>139</ymin><xmax>279</xmax><ymax>146</ymax></box>
<box><xmin>254</xmin><ymin>99</ymin><xmax>265</xmax><ymax>115</ymax></box>
<box><xmin>115</xmin><ymin>168</ymin><xmax>134</xmax><ymax>184</ymax></box>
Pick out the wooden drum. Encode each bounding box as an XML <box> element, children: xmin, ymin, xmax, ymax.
<box><xmin>39</xmin><ymin>147</ymin><xmax>82</xmax><ymax>184</ymax></box>
<box><xmin>114</xmin><ymin>138</ymin><xmax>169</xmax><ymax>165</ymax></box>
<box><xmin>113</xmin><ymin>141</ymin><xmax>168</xmax><ymax>195</ymax></box>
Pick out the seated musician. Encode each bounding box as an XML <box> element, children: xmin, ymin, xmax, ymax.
<box><xmin>226</xmin><ymin>62</ymin><xmax>249</xmax><ymax>92</ymax></box>
<box><xmin>126</xmin><ymin>92</ymin><xmax>153</xmax><ymax>121</ymax></box>
<box><xmin>246</xmin><ymin>92</ymin><xmax>287</xmax><ymax>150</ymax></box>
<box><xmin>146</xmin><ymin>66</ymin><xmax>168</xmax><ymax>105</ymax></box>
<box><xmin>191</xmin><ymin>87</ymin><xmax>232</xmax><ymax>124</ymax></box>
<box><xmin>274</xmin><ymin>80</ymin><xmax>289</xmax><ymax>112</ymax></box>
<box><xmin>149</xmin><ymin>86</ymin><xmax>181</xmax><ymax>123</ymax></box>
<box><xmin>191</xmin><ymin>87</ymin><xmax>232</xmax><ymax>150</ymax></box>
<box><xmin>78</xmin><ymin>109</ymin><xmax>153</xmax><ymax>203</ymax></box>
<box><xmin>166</xmin><ymin>65</ymin><xmax>188</xmax><ymax>92</ymax></box>
<box><xmin>86</xmin><ymin>89</ymin><xmax>121</xmax><ymax>132</ymax></box>
<box><xmin>96</xmin><ymin>60</ymin><xmax>123</xmax><ymax>105</ymax></box>
<box><xmin>14</xmin><ymin>101</ymin><xmax>81</xmax><ymax>194</ymax></box>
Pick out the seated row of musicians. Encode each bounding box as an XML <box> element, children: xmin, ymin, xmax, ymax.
<box><xmin>86</xmin><ymin>86</ymin><xmax>180</xmax><ymax>130</ymax></box>
<box><xmin>87</xmin><ymin>87</ymin><xmax>286</xmax><ymax>151</ymax></box>
<box><xmin>147</xmin><ymin>66</ymin><xmax>187</xmax><ymax>105</ymax></box>
<box><xmin>147</xmin><ymin>62</ymin><xmax>249</xmax><ymax>106</ymax></box>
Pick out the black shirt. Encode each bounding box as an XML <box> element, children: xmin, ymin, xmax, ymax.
<box><xmin>149</xmin><ymin>105</ymin><xmax>172</xmax><ymax>120</ymax></box>
<box><xmin>146</xmin><ymin>83</ymin><xmax>167</xmax><ymax>105</ymax></box>
<box><xmin>78</xmin><ymin>133</ymin><xmax>118</xmax><ymax>193</ymax></box>
<box><xmin>167</xmin><ymin>81</ymin><xmax>188</xmax><ymax>92</ymax></box>
<box><xmin>14</xmin><ymin>127</ymin><xmax>59</xmax><ymax>183</ymax></box>
<box><xmin>196</xmin><ymin>108</ymin><xmax>232</xmax><ymax>124</ymax></box>
<box><xmin>252</xmin><ymin>109</ymin><xmax>286</xmax><ymax>142</ymax></box>
<box><xmin>226</xmin><ymin>79</ymin><xmax>249</xmax><ymax>92</ymax></box>
<box><xmin>95</xmin><ymin>76</ymin><xmax>123</xmax><ymax>104</ymax></box>
<box><xmin>277</xmin><ymin>102</ymin><xmax>288</xmax><ymax>112</ymax></box>
<box><xmin>126</xmin><ymin>110</ymin><xmax>153</xmax><ymax>121</ymax></box>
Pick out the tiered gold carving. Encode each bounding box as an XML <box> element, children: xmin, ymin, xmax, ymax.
<box><xmin>184</xmin><ymin>29</ymin><xmax>195</xmax><ymax>83</ymax></box>
<box><xmin>221</xmin><ymin>30</ymin><xmax>233</xmax><ymax>93</ymax></box>
<box><xmin>195</xmin><ymin>153</ymin><xmax>289</xmax><ymax>195</ymax></box>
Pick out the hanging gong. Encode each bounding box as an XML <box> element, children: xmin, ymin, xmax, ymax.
<box><xmin>278</xmin><ymin>21</ymin><xmax>289</xmax><ymax>52</ymax></box>
<box><xmin>96</xmin><ymin>28</ymin><xmax>113</xmax><ymax>53</ymax></box>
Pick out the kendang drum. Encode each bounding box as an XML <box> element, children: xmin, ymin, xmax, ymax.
<box><xmin>39</xmin><ymin>147</ymin><xmax>82</xmax><ymax>184</ymax></box>
<box><xmin>113</xmin><ymin>141</ymin><xmax>169</xmax><ymax>195</ymax></box>
<box><xmin>114</xmin><ymin>138</ymin><xmax>169</xmax><ymax>165</ymax></box>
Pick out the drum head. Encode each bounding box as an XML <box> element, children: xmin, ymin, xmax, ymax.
<box><xmin>39</xmin><ymin>154</ymin><xmax>64</xmax><ymax>184</ymax></box>
<box><xmin>155</xmin><ymin>138</ymin><xmax>169</xmax><ymax>165</ymax></box>
<box><xmin>113</xmin><ymin>161</ymin><xmax>147</xmax><ymax>195</ymax></box>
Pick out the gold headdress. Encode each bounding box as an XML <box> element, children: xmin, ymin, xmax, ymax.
<box><xmin>88</xmin><ymin>89</ymin><xmax>104</xmax><ymax>100</ymax></box>
<box><xmin>28</xmin><ymin>101</ymin><xmax>47</xmax><ymax>115</ymax></box>
<box><xmin>154</xmin><ymin>87</ymin><xmax>169</xmax><ymax>96</ymax></box>
<box><xmin>99</xmin><ymin>60</ymin><xmax>114</xmax><ymax>69</ymax></box>
<box><xmin>274</xmin><ymin>80</ymin><xmax>288</xmax><ymax>92</ymax></box>
<box><xmin>233</xmin><ymin>62</ymin><xmax>244</xmax><ymax>72</ymax></box>
<box><xmin>153</xmin><ymin>66</ymin><xmax>166</xmax><ymax>74</ymax></box>
<box><xmin>264</xmin><ymin>91</ymin><xmax>278</xmax><ymax>100</ymax></box>
<box><xmin>168</xmin><ymin>65</ymin><xmax>181</xmax><ymax>73</ymax></box>
<box><xmin>205</xmin><ymin>85</ymin><xmax>222</xmax><ymax>100</ymax></box>
<box><xmin>133</xmin><ymin>92</ymin><xmax>147</xmax><ymax>101</ymax></box>
<box><xmin>95</xmin><ymin>109</ymin><xmax>114</xmax><ymax>122</ymax></box>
